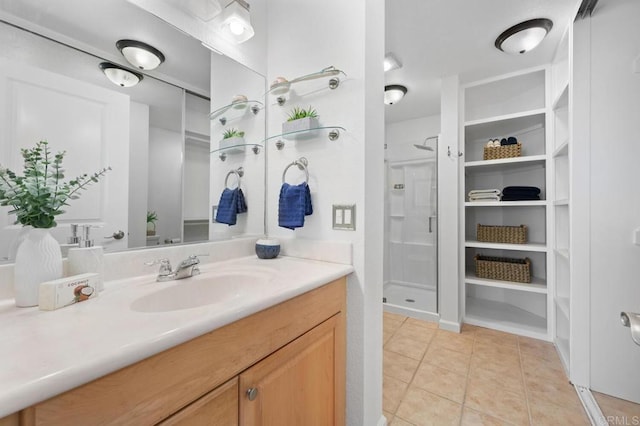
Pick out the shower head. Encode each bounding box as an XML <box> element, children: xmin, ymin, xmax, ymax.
<box><xmin>413</xmin><ymin>144</ymin><xmax>434</xmax><ymax>151</ymax></box>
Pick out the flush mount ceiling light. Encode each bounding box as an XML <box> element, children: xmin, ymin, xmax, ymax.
<box><xmin>216</xmin><ymin>0</ymin><xmax>255</xmax><ymax>44</ymax></box>
<box><xmin>384</xmin><ymin>53</ymin><xmax>402</xmax><ymax>72</ymax></box>
<box><xmin>495</xmin><ymin>18</ymin><xmax>553</xmax><ymax>55</ymax></box>
<box><xmin>116</xmin><ymin>39</ymin><xmax>165</xmax><ymax>70</ymax></box>
<box><xmin>99</xmin><ymin>62</ymin><xmax>143</xmax><ymax>87</ymax></box>
<box><xmin>384</xmin><ymin>85</ymin><xmax>407</xmax><ymax>105</ymax></box>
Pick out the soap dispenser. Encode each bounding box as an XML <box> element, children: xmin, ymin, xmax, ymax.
<box><xmin>59</xmin><ymin>224</ymin><xmax>80</xmax><ymax>257</ymax></box>
<box><xmin>67</xmin><ymin>225</ymin><xmax>104</xmax><ymax>292</ymax></box>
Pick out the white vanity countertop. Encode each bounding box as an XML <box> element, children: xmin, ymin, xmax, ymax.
<box><xmin>0</xmin><ymin>255</ymin><xmax>353</xmax><ymax>417</ymax></box>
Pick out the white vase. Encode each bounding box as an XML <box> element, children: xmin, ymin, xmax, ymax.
<box><xmin>14</xmin><ymin>228</ymin><xmax>63</xmax><ymax>307</ymax></box>
<box><xmin>282</xmin><ymin>117</ymin><xmax>319</xmax><ymax>140</ymax></box>
<box><xmin>7</xmin><ymin>225</ymin><xmax>32</xmax><ymax>261</ymax></box>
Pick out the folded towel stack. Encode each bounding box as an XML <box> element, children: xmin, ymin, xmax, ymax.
<box><xmin>278</xmin><ymin>182</ymin><xmax>313</xmax><ymax>229</ymax></box>
<box><xmin>215</xmin><ymin>187</ymin><xmax>248</xmax><ymax>225</ymax></box>
<box><xmin>502</xmin><ymin>186</ymin><xmax>541</xmax><ymax>201</ymax></box>
<box><xmin>468</xmin><ymin>189</ymin><xmax>502</xmax><ymax>202</ymax></box>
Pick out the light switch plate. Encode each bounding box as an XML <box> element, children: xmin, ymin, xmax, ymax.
<box><xmin>333</xmin><ymin>204</ymin><xmax>356</xmax><ymax>230</ymax></box>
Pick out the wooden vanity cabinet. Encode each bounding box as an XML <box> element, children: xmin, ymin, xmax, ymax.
<box><xmin>14</xmin><ymin>277</ymin><xmax>346</xmax><ymax>426</ymax></box>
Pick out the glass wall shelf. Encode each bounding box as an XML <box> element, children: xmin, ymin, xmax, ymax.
<box><xmin>266</xmin><ymin>66</ymin><xmax>346</xmax><ymax>103</ymax></box>
<box><xmin>264</xmin><ymin>126</ymin><xmax>345</xmax><ymax>149</ymax></box>
<box><xmin>210</xmin><ymin>143</ymin><xmax>263</xmax><ymax>161</ymax></box>
<box><xmin>209</xmin><ymin>100</ymin><xmax>263</xmax><ymax>125</ymax></box>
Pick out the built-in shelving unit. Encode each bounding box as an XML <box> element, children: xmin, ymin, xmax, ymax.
<box><xmin>462</xmin><ymin>67</ymin><xmax>551</xmax><ymax>340</ymax></box>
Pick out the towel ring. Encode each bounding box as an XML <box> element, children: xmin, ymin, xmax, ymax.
<box><xmin>225</xmin><ymin>167</ymin><xmax>244</xmax><ymax>189</ymax></box>
<box><xmin>282</xmin><ymin>157</ymin><xmax>309</xmax><ymax>184</ymax></box>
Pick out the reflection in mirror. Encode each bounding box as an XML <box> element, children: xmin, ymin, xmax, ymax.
<box><xmin>0</xmin><ymin>2</ymin><xmax>266</xmax><ymax>263</ymax></box>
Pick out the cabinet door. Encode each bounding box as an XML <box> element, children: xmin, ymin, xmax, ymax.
<box><xmin>239</xmin><ymin>314</ymin><xmax>345</xmax><ymax>426</ymax></box>
<box><xmin>158</xmin><ymin>378</ymin><xmax>238</xmax><ymax>426</ymax></box>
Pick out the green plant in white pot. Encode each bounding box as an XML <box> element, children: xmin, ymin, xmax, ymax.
<box><xmin>0</xmin><ymin>140</ymin><xmax>110</xmax><ymax>307</ymax></box>
<box><xmin>283</xmin><ymin>106</ymin><xmax>319</xmax><ymax>139</ymax></box>
<box><xmin>220</xmin><ymin>128</ymin><xmax>246</xmax><ymax>153</ymax></box>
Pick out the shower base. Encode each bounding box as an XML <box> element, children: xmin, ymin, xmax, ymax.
<box><xmin>383</xmin><ymin>281</ymin><xmax>438</xmax><ymax>322</ymax></box>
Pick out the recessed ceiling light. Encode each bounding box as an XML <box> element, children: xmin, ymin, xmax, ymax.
<box><xmin>384</xmin><ymin>85</ymin><xmax>407</xmax><ymax>105</ymax></box>
<box><xmin>99</xmin><ymin>62</ymin><xmax>143</xmax><ymax>87</ymax></box>
<box><xmin>116</xmin><ymin>39</ymin><xmax>165</xmax><ymax>70</ymax></box>
<box><xmin>384</xmin><ymin>53</ymin><xmax>402</xmax><ymax>72</ymax></box>
<box><xmin>495</xmin><ymin>18</ymin><xmax>553</xmax><ymax>55</ymax></box>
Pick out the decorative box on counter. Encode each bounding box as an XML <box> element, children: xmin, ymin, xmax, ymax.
<box><xmin>474</xmin><ymin>255</ymin><xmax>531</xmax><ymax>283</ymax></box>
<box><xmin>477</xmin><ymin>224</ymin><xmax>527</xmax><ymax>244</ymax></box>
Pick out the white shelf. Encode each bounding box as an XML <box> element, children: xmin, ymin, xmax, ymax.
<box><xmin>465</xmin><ymin>240</ymin><xmax>547</xmax><ymax>252</ymax></box>
<box><xmin>553</xmin><ymin>199</ymin><xmax>570</xmax><ymax>206</ymax></box>
<box><xmin>556</xmin><ymin>297</ymin><xmax>570</xmax><ymax>320</ymax></box>
<box><xmin>465</xmin><ymin>155</ymin><xmax>546</xmax><ymax>170</ymax></box>
<box><xmin>465</xmin><ymin>273</ymin><xmax>547</xmax><ymax>294</ymax></box>
<box><xmin>389</xmin><ymin>214</ymin><xmax>405</xmax><ymax>218</ymax></box>
<box><xmin>552</xmin><ymin>84</ymin><xmax>569</xmax><ymax>111</ymax></box>
<box><xmin>389</xmin><ymin>241</ymin><xmax>434</xmax><ymax>247</ymax></box>
<box><xmin>465</xmin><ymin>200</ymin><xmax>547</xmax><ymax>207</ymax></box>
<box><xmin>553</xmin><ymin>139</ymin><xmax>569</xmax><ymax>158</ymax></box>
<box><xmin>464</xmin><ymin>108</ymin><xmax>547</xmax><ymax>127</ymax></box>
<box><xmin>555</xmin><ymin>248</ymin><xmax>570</xmax><ymax>260</ymax></box>
<box><xmin>556</xmin><ymin>336</ymin><xmax>570</xmax><ymax>374</ymax></box>
<box><xmin>465</xmin><ymin>296</ymin><xmax>548</xmax><ymax>339</ymax></box>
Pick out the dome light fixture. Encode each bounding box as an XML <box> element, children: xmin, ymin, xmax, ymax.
<box><xmin>495</xmin><ymin>18</ymin><xmax>553</xmax><ymax>55</ymax></box>
<box><xmin>99</xmin><ymin>62</ymin><xmax>143</xmax><ymax>87</ymax></box>
<box><xmin>384</xmin><ymin>85</ymin><xmax>407</xmax><ymax>105</ymax></box>
<box><xmin>116</xmin><ymin>39</ymin><xmax>165</xmax><ymax>70</ymax></box>
<box><xmin>216</xmin><ymin>0</ymin><xmax>255</xmax><ymax>44</ymax></box>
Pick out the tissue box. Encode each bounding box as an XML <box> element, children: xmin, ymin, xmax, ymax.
<box><xmin>39</xmin><ymin>273</ymin><xmax>100</xmax><ymax>311</ymax></box>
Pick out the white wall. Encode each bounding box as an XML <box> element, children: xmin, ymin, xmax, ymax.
<box><xmin>128</xmin><ymin>102</ymin><xmax>150</xmax><ymax>249</ymax></box>
<box><xmin>265</xmin><ymin>1</ymin><xmax>385</xmax><ymax>424</ymax></box>
<box><xmin>148</xmin><ymin>127</ymin><xmax>183</xmax><ymax>243</ymax></box>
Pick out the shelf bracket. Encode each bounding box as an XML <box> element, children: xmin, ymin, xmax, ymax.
<box><xmin>329</xmin><ymin>77</ymin><xmax>340</xmax><ymax>90</ymax></box>
<box><xmin>219</xmin><ymin>117</ymin><xmax>227</xmax><ymax>125</ymax></box>
<box><xmin>219</xmin><ymin>152</ymin><xmax>227</xmax><ymax>161</ymax></box>
<box><xmin>251</xmin><ymin>105</ymin><xmax>260</xmax><ymax>115</ymax></box>
<box><xmin>275</xmin><ymin>140</ymin><xmax>285</xmax><ymax>150</ymax></box>
<box><xmin>328</xmin><ymin>129</ymin><xmax>340</xmax><ymax>141</ymax></box>
<box><xmin>252</xmin><ymin>145</ymin><xmax>260</xmax><ymax>154</ymax></box>
<box><xmin>277</xmin><ymin>96</ymin><xmax>286</xmax><ymax>106</ymax></box>
<box><xmin>448</xmin><ymin>146</ymin><xmax>463</xmax><ymax>158</ymax></box>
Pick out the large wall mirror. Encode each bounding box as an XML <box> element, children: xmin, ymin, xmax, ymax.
<box><xmin>0</xmin><ymin>0</ymin><xmax>266</xmax><ymax>263</ymax></box>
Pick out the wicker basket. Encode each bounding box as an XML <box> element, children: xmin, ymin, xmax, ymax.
<box><xmin>474</xmin><ymin>255</ymin><xmax>531</xmax><ymax>283</ymax></box>
<box><xmin>477</xmin><ymin>224</ymin><xmax>527</xmax><ymax>244</ymax></box>
<box><xmin>483</xmin><ymin>142</ymin><xmax>522</xmax><ymax>160</ymax></box>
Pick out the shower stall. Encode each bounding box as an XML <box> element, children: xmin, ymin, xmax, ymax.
<box><xmin>383</xmin><ymin>137</ymin><xmax>438</xmax><ymax>321</ymax></box>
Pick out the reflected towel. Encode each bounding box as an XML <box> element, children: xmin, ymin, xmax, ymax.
<box><xmin>278</xmin><ymin>182</ymin><xmax>313</xmax><ymax>229</ymax></box>
<box><xmin>237</xmin><ymin>188</ymin><xmax>248</xmax><ymax>213</ymax></box>
<box><xmin>215</xmin><ymin>187</ymin><xmax>247</xmax><ymax>225</ymax></box>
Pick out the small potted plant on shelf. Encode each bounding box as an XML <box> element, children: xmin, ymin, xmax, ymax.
<box><xmin>146</xmin><ymin>210</ymin><xmax>158</xmax><ymax>236</ymax></box>
<box><xmin>220</xmin><ymin>128</ymin><xmax>246</xmax><ymax>153</ymax></box>
<box><xmin>282</xmin><ymin>106</ymin><xmax>319</xmax><ymax>138</ymax></box>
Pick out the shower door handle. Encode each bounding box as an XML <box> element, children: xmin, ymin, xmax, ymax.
<box><xmin>428</xmin><ymin>216</ymin><xmax>436</xmax><ymax>233</ymax></box>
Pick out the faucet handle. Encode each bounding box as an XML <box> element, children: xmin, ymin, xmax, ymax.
<box><xmin>179</xmin><ymin>255</ymin><xmax>205</xmax><ymax>268</ymax></box>
<box><xmin>145</xmin><ymin>258</ymin><xmax>173</xmax><ymax>276</ymax></box>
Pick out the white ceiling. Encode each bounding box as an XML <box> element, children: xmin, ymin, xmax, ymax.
<box><xmin>385</xmin><ymin>0</ymin><xmax>581</xmax><ymax>123</ymax></box>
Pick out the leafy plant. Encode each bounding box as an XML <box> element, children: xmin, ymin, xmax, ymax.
<box><xmin>222</xmin><ymin>128</ymin><xmax>245</xmax><ymax>139</ymax></box>
<box><xmin>286</xmin><ymin>106</ymin><xmax>318</xmax><ymax>122</ymax></box>
<box><xmin>146</xmin><ymin>210</ymin><xmax>158</xmax><ymax>224</ymax></box>
<box><xmin>0</xmin><ymin>140</ymin><xmax>111</xmax><ymax>229</ymax></box>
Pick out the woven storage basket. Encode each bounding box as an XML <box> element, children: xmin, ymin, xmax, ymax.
<box><xmin>477</xmin><ymin>224</ymin><xmax>527</xmax><ymax>244</ymax></box>
<box><xmin>483</xmin><ymin>142</ymin><xmax>522</xmax><ymax>160</ymax></box>
<box><xmin>474</xmin><ymin>255</ymin><xmax>531</xmax><ymax>283</ymax></box>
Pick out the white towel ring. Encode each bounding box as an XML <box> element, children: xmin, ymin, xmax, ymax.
<box><xmin>282</xmin><ymin>157</ymin><xmax>309</xmax><ymax>184</ymax></box>
<box><xmin>225</xmin><ymin>167</ymin><xmax>244</xmax><ymax>189</ymax></box>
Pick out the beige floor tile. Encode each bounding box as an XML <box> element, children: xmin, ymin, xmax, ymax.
<box><xmin>383</xmin><ymin>411</ymin><xmax>395</xmax><ymax>424</ymax></box>
<box><xmin>524</xmin><ymin>371</ymin><xmax>582</xmax><ymax>410</ymax></box>
<box><xmin>471</xmin><ymin>345</ymin><xmax>521</xmax><ymax>374</ymax></box>
<box><xmin>404</xmin><ymin>317</ymin><xmax>438</xmax><ymax>329</ymax></box>
<box><xmin>460</xmin><ymin>407</ymin><xmax>516</xmax><ymax>426</ymax></box>
<box><xmin>384</xmin><ymin>350</ymin><xmax>420</xmax><ymax>383</ymax></box>
<box><xmin>424</xmin><ymin>345</ymin><xmax>471</xmax><ymax>375</ymax></box>
<box><xmin>473</xmin><ymin>340</ymin><xmax>520</xmax><ymax>363</ymax></box>
<box><xmin>390</xmin><ymin>416</ymin><xmax>416</xmax><ymax>426</ymax></box>
<box><xmin>521</xmin><ymin>354</ymin><xmax>567</xmax><ymax>384</ymax></box>
<box><xmin>385</xmin><ymin>318</ymin><xmax>404</xmax><ymax>335</ymax></box>
<box><xmin>465</xmin><ymin>376</ymin><xmax>529</xmax><ymax>425</ymax></box>
<box><xmin>386</xmin><ymin>333</ymin><xmax>430</xmax><ymax>361</ymax></box>
<box><xmin>593</xmin><ymin>391</ymin><xmax>640</xmax><ymax>419</ymax></box>
<box><xmin>384</xmin><ymin>374</ymin><xmax>409</xmax><ymax>414</ymax></box>
<box><xmin>468</xmin><ymin>361</ymin><xmax>524</xmax><ymax>396</ymax></box>
<box><xmin>385</xmin><ymin>312</ymin><xmax>408</xmax><ymax>323</ymax></box>
<box><xmin>411</xmin><ymin>362</ymin><xmax>467</xmax><ymax>403</ymax></box>
<box><xmin>461</xmin><ymin>323</ymin><xmax>482</xmax><ymax>336</ymax></box>
<box><xmin>396</xmin><ymin>386</ymin><xmax>462</xmax><ymax>426</ymax></box>
<box><xmin>518</xmin><ymin>336</ymin><xmax>559</xmax><ymax>362</ymax></box>
<box><xmin>474</xmin><ymin>328</ymin><xmax>519</xmax><ymax>348</ymax></box>
<box><xmin>384</xmin><ymin>329</ymin><xmax>395</xmax><ymax>345</ymax></box>
<box><xmin>395</xmin><ymin>322</ymin><xmax>436</xmax><ymax>344</ymax></box>
<box><xmin>431</xmin><ymin>330</ymin><xmax>475</xmax><ymax>354</ymax></box>
<box><xmin>529</xmin><ymin>399</ymin><xmax>590</xmax><ymax>425</ymax></box>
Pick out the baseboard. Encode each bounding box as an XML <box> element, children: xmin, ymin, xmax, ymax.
<box><xmin>575</xmin><ymin>385</ymin><xmax>607</xmax><ymax>426</ymax></box>
<box><xmin>439</xmin><ymin>319</ymin><xmax>461</xmax><ymax>333</ymax></box>
<box><xmin>378</xmin><ymin>414</ymin><xmax>388</xmax><ymax>426</ymax></box>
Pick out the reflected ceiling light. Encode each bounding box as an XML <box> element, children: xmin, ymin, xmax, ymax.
<box><xmin>116</xmin><ymin>39</ymin><xmax>165</xmax><ymax>70</ymax></box>
<box><xmin>99</xmin><ymin>62</ymin><xmax>143</xmax><ymax>87</ymax></box>
<box><xmin>384</xmin><ymin>85</ymin><xmax>407</xmax><ymax>105</ymax></box>
<box><xmin>384</xmin><ymin>53</ymin><xmax>402</xmax><ymax>72</ymax></box>
<box><xmin>495</xmin><ymin>18</ymin><xmax>553</xmax><ymax>55</ymax></box>
<box><xmin>216</xmin><ymin>0</ymin><xmax>255</xmax><ymax>44</ymax></box>
<box><xmin>185</xmin><ymin>0</ymin><xmax>222</xmax><ymax>22</ymax></box>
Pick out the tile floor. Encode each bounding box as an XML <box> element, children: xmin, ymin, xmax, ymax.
<box><xmin>383</xmin><ymin>312</ymin><xmax>640</xmax><ymax>425</ymax></box>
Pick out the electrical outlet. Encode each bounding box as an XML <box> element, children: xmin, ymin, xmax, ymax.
<box><xmin>333</xmin><ymin>204</ymin><xmax>356</xmax><ymax>230</ymax></box>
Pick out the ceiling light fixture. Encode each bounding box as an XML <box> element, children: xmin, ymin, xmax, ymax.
<box><xmin>384</xmin><ymin>53</ymin><xmax>402</xmax><ymax>72</ymax></box>
<box><xmin>116</xmin><ymin>39</ymin><xmax>165</xmax><ymax>70</ymax></box>
<box><xmin>99</xmin><ymin>62</ymin><xmax>143</xmax><ymax>87</ymax></box>
<box><xmin>384</xmin><ymin>85</ymin><xmax>407</xmax><ymax>105</ymax></box>
<box><xmin>495</xmin><ymin>18</ymin><xmax>553</xmax><ymax>55</ymax></box>
<box><xmin>185</xmin><ymin>0</ymin><xmax>222</xmax><ymax>22</ymax></box>
<box><xmin>216</xmin><ymin>0</ymin><xmax>255</xmax><ymax>44</ymax></box>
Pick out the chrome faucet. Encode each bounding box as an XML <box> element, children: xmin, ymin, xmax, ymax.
<box><xmin>145</xmin><ymin>255</ymin><xmax>202</xmax><ymax>282</ymax></box>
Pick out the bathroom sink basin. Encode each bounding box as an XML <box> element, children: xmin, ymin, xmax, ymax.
<box><xmin>130</xmin><ymin>271</ymin><xmax>274</xmax><ymax>313</ymax></box>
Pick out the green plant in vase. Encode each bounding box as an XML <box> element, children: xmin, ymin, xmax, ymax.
<box><xmin>283</xmin><ymin>106</ymin><xmax>320</xmax><ymax>137</ymax></box>
<box><xmin>222</xmin><ymin>128</ymin><xmax>245</xmax><ymax>139</ymax></box>
<box><xmin>146</xmin><ymin>210</ymin><xmax>158</xmax><ymax>236</ymax></box>
<box><xmin>286</xmin><ymin>106</ymin><xmax>318</xmax><ymax>122</ymax></box>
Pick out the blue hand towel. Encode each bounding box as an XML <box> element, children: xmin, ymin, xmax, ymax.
<box><xmin>278</xmin><ymin>182</ymin><xmax>313</xmax><ymax>230</ymax></box>
<box><xmin>237</xmin><ymin>188</ymin><xmax>248</xmax><ymax>213</ymax></box>
<box><xmin>216</xmin><ymin>188</ymin><xmax>239</xmax><ymax>225</ymax></box>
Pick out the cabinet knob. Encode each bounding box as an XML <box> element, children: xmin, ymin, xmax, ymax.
<box><xmin>246</xmin><ymin>387</ymin><xmax>258</xmax><ymax>401</ymax></box>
